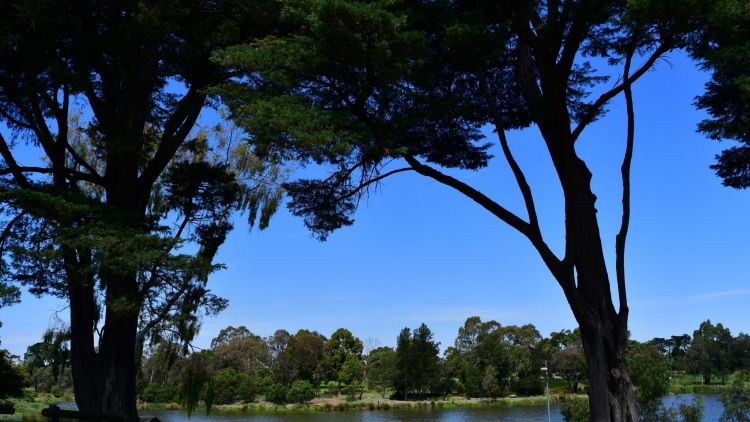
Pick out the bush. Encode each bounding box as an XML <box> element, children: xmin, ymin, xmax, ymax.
<box><xmin>720</xmin><ymin>370</ymin><xmax>749</xmax><ymax>422</ymax></box>
<box><xmin>628</xmin><ymin>342</ymin><xmax>670</xmax><ymax>407</ymax></box>
<box><xmin>287</xmin><ymin>380</ymin><xmax>315</xmax><ymax>403</ymax></box>
<box><xmin>140</xmin><ymin>383</ymin><xmax>180</xmax><ymax>403</ymax></box>
<box><xmin>656</xmin><ymin>397</ymin><xmax>705</xmax><ymax>422</ymax></box>
<box><xmin>560</xmin><ymin>396</ymin><xmax>589</xmax><ymax>422</ymax></box>
<box><xmin>0</xmin><ymin>399</ymin><xmax>15</xmax><ymax>414</ymax></box>
<box><xmin>265</xmin><ymin>383</ymin><xmax>287</xmax><ymax>404</ymax></box>
<box><xmin>0</xmin><ymin>350</ymin><xmax>25</xmax><ymax>398</ymax></box>
<box><xmin>678</xmin><ymin>398</ymin><xmax>705</xmax><ymax>422</ymax></box>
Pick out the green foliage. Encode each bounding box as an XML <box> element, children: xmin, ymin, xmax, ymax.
<box><xmin>720</xmin><ymin>370</ymin><xmax>750</xmax><ymax>421</ymax></box>
<box><xmin>560</xmin><ymin>396</ymin><xmax>589</xmax><ymax>422</ymax></box>
<box><xmin>551</xmin><ymin>346</ymin><xmax>587</xmax><ymax>393</ymax></box>
<box><xmin>659</xmin><ymin>397</ymin><xmax>706</xmax><ymax>422</ymax></box>
<box><xmin>393</xmin><ymin>323</ymin><xmax>441</xmax><ymax>399</ymax></box>
<box><xmin>286</xmin><ymin>380</ymin><xmax>315</xmax><ymax>404</ymax></box>
<box><xmin>24</xmin><ymin>328</ymin><xmax>70</xmax><ymax>389</ymax></box>
<box><xmin>180</xmin><ymin>351</ymin><xmax>213</xmax><ymax>416</ymax></box>
<box><xmin>0</xmin><ymin>349</ymin><xmax>25</xmax><ymax>398</ymax></box>
<box><xmin>326</xmin><ymin>328</ymin><xmax>363</xmax><ymax>376</ymax></box>
<box><xmin>212</xmin><ymin>368</ymin><xmax>254</xmax><ymax>405</ymax></box>
<box><xmin>627</xmin><ymin>341</ymin><xmax>671</xmax><ymax>413</ymax></box>
<box><xmin>687</xmin><ymin>320</ymin><xmax>733</xmax><ymax>384</ymax></box>
<box><xmin>140</xmin><ymin>383</ymin><xmax>180</xmax><ymax>403</ymax></box>
<box><xmin>446</xmin><ymin>317</ymin><xmax>546</xmax><ymax>398</ymax></box>
<box><xmin>366</xmin><ymin>346</ymin><xmax>396</xmax><ymax>398</ymax></box>
<box><xmin>287</xmin><ymin>329</ymin><xmax>326</xmax><ymax>384</ymax></box>
<box><xmin>688</xmin><ymin>0</ymin><xmax>750</xmax><ymax>188</ymax></box>
<box><xmin>338</xmin><ymin>355</ymin><xmax>364</xmax><ymax>398</ymax></box>
<box><xmin>0</xmin><ymin>1</ymin><xmax>286</xmax><ymax>415</ymax></box>
<box><xmin>481</xmin><ymin>365</ymin><xmax>500</xmax><ymax>398</ymax></box>
<box><xmin>265</xmin><ymin>383</ymin><xmax>288</xmax><ymax>405</ymax></box>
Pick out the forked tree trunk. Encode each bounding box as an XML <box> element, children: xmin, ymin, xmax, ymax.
<box><xmin>67</xmin><ymin>262</ymin><xmax>141</xmax><ymax>421</ymax></box>
<box><xmin>563</xmin><ymin>159</ymin><xmax>638</xmax><ymax>422</ymax></box>
<box><xmin>66</xmin><ymin>178</ymin><xmax>145</xmax><ymax>422</ymax></box>
<box><xmin>577</xmin><ymin>305</ymin><xmax>637</xmax><ymax>422</ymax></box>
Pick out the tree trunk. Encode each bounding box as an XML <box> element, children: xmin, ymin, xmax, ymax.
<box><xmin>578</xmin><ymin>310</ymin><xmax>637</xmax><ymax>422</ymax></box>
<box><xmin>97</xmin><ymin>292</ymin><xmax>140</xmax><ymax>422</ymax></box>
<box><xmin>562</xmin><ymin>158</ymin><xmax>638</xmax><ymax>422</ymax></box>
<box><xmin>66</xmin><ymin>174</ymin><xmax>144</xmax><ymax>421</ymax></box>
<box><xmin>67</xmin><ymin>267</ymin><xmax>141</xmax><ymax>421</ymax></box>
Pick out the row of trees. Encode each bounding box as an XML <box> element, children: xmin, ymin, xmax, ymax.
<box><xmin>1</xmin><ymin>0</ymin><xmax>748</xmax><ymax>420</ymax></box>
<box><xmin>13</xmin><ymin>317</ymin><xmax>746</xmax><ymax>408</ymax></box>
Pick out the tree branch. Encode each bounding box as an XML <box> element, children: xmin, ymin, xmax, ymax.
<box><xmin>615</xmin><ymin>48</ymin><xmax>636</xmax><ymax>318</ymax></box>
<box><xmin>477</xmin><ymin>70</ymin><xmax>541</xmax><ymax>230</ymax></box>
<box><xmin>0</xmin><ymin>211</ymin><xmax>27</xmax><ymax>256</ymax></box>
<box><xmin>0</xmin><ymin>133</ymin><xmax>32</xmax><ymax>188</ymax></box>
<box><xmin>139</xmin><ymin>85</ymin><xmax>207</xmax><ymax>189</ymax></box>
<box><xmin>402</xmin><ymin>154</ymin><xmax>564</xmax><ymax>281</ymax></box>
<box><xmin>0</xmin><ymin>165</ymin><xmax>101</xmax><ymax>184</ymax></box>
<box><xmin>339</xmin><ymin>167</ymin><xmax>414</xmax><ymax>202</ymax></box>
<box><xmin>571</xmin><ymin>43</ymin><xmax>670</xmax><ymax>143</ymax></box>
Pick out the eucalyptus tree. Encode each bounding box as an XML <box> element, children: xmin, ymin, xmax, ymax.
<box><xmin>216</xmin><ymin>1</ymin><xmax>692</xmax><ymax>419</ymax></box>
<box><xmin>0</xmin><ymin>1</ymin><xmax>283</xmax><ymax>419</ymax></box>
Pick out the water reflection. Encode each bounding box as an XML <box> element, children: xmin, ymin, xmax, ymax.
<box><xmin>136</xmin><ymin>394</ymin><xmax>723</xmax><ymax>422</ymax></box>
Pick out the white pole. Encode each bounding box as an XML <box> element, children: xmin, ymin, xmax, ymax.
<box><xmin>545</xmin><ymin>360</ymin><xmax>551</xmax><ymax>422</ymax></box>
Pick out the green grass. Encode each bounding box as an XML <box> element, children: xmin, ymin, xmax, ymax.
<box><xmin>151</xmin><ymin>393</ymin><xmax>578</xmax><ymax>415</ymax></box>
<box><xmin>3</xmin><ymin>390</ymin><xmax>73</xmax><ymax>421</ymax></box>
<box><xmin>668</xmin><ymin>371</ymin><xmax>736</xmax><ymax>394</ymax></box>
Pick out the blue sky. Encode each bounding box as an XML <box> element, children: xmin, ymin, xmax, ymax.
<box><xmin>1</xmin><ymin>51</ymin><xmax>749</xmax><ymax>357</ymax></box>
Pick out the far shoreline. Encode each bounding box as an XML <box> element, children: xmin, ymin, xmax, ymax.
<box><xmin>137</xmin><ymin>394</ymin><xmax>581</xmax><ymax>415</ymax></box>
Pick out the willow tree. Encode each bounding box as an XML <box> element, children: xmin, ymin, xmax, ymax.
<box><xmin>0</xmin><ymin>1</ymin><xmax>283</xmax><ymax>419</ymax></box>
<box><xmin>216</xmin><ymin>1</ymin><xmax>690</xmax><ymax>420</ymax></box>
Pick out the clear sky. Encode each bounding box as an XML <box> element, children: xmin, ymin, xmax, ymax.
<box><xmin>1</xmin><ymin>51</ymin><xmax>748</xmax><ymax>357</ymax></box>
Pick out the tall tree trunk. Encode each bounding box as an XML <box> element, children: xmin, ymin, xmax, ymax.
<box><xmin>97</xmin><ymin>280</ymin><xmax>140</xmax><ymax>422</ymax></box>
<box><xmin>66</xmin><ymin>163</ymin><xmax>145</xmax><ymax>421</ymax></box>
<box><xmin>67</xmin><ymin>259</ymin><xmax>141</xmax><ymax>421</ymax></box>
<box><xmin>563</xmin><ymin>159</ymin><xmax>638</xmax><ymax>422</ymax></box>
<box><xmin>67</xmin><ymin>255</ymin><xmax>99</xmax><ymax>414</ymax></box>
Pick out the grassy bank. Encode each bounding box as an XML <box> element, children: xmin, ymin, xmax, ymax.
<box><xmin>3</xmin><ymin>391</ymin><xmax>73</xmax><ymax>421</ymax></box>
<box><xmin>3</xmin><ymin>392</ymin><xmax>577</xmax><ymax>420</ymax></box>
<box><xmin>137</xmin><ymin>394</ymin><xmax>572</xmax><ymax>415</ymax></box>
<box><xmin>6</xmin><ymin>383</ymin><xmax>724</xmax><ymax>420</ymax></box>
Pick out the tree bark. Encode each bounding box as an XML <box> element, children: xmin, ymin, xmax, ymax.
<box><xmin>562</xmin><ymin>159</ymin><xmax>638</xmax><ymax>422</ymax></box>
<box><xmin>66</xmin><ymin>157</ymin><xmax>145</xmax><ymax>421</ymax></box>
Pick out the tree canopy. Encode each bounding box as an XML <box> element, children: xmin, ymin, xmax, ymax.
<box><xmin>216</xmin><ymin>1</ymin><xmax>692</xmax><ymax>419</ymax></box>
<box><xmin>0</xmin><ymin>1</ymin><xmax>284</xmax><ymax>419</ymax></box>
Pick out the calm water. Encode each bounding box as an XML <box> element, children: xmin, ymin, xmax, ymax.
<box><xmin>139</xmin><ymin>394</ymin><xmax>725</xmax><ymax>422</ymax></box>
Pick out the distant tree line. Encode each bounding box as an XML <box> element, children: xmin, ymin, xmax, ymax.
<box><xmin>4</xmin><ymin>316</ymin><xmax>748</xmax><ymax>411</ymax></box>
<box><xmin>138</xmin><ymin>318</ymin><xmax>749</xmax><ymax>407</ymax></box>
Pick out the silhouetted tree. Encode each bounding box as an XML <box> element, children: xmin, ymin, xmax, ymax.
<box><xmin>0</xmin><ymin>3</ymin><xmax>284</xmax><ymax>419</ymax></box>
<box><xmin>688</xmin><ymin>0</ymin><xmax>750</xmax><ymax>188</ymax></box>
<box><xmin>216</xmin><ymin>1</ymin><xmax>691</xmax><ymax>418</ymax></box>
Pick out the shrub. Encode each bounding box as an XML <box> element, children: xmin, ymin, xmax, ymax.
<box><xmin>0</xmin><ymin>350</ymin><xmax>25</xmax><ymax>398</ymax></box>
<box><xmin>287</xmin><ymin>380</ymin><xmax>315</xmax><ymax>403</ymax></box>
<box><xmin>0</xmin><ymin>399</ymin><xmax>15</xmax><ymax>414</ymax></box>
<box><xmin>560</xmin><ymin>395</ymin><xmax>589</xmax><ymax>422</ymax></box>
<box><xmin>265</xmin><ymin>383</ymin><xmax>287</xmax><ymax>404</ymax></box>
<box><xmin>140</xmin><ymin>383</ymin><xmax>180</xmax><ymax>403</ymax></box>
<box><xmin>658</xmin><ymin>397</ymin><xmax>705</xmax><ymax>422</ymax></box>
<box><xmin>678</xmin><ymin>398</ymin><xmax>705</xmax><ymax>422</ymax></box>
<box><xmin>720</xmin><ymin>370</ymin><xmax>749</xmax><ymax>422</ymax></box>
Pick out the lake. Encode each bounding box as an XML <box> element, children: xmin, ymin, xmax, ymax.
<box><xmin>139</xmin><ymin>394</ymin><xmax>725</xmax><ymax>422</ymax></box>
